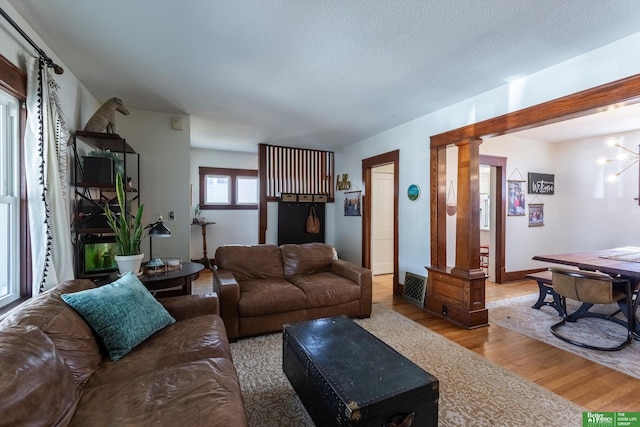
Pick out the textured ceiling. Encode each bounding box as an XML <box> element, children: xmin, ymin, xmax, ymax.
<box><xmin>7</xmin><ymin>0</ymin><xmax>640</xmax><ymax>152</ymax></box>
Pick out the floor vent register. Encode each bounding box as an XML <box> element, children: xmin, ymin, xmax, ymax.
<box><xmin>403</xmin><ymin>272</ymin><xmax>427</xmax><ymax>308</ymax></box>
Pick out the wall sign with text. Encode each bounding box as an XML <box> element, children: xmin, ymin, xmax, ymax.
<box><xmin>528</xmin><ymin>172</ymin><xmax>555</xmax><ymax>195</ymax></box>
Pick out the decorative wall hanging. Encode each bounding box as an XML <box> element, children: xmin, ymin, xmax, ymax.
<box><xmin>508</xmin><ymin>168</ymin><xmax>526</xmax><ymax>216</ymax></box>
<box><xmin>508</xmin><ymin>180</ymin><xmax>526</xmax><ymax>216</ymax></box>
<box><xmin>336</xmin><ymin>174</ymin><xmax>351</xmax><ymax>191</ymax></box>
<box><xmin>344</xmin><ymin>191</ymin><xmax>361</xmax><ymax>216</ymax></box>
<box><xmin>528</xmin><ymin>172</ymin><xmax>555</xmax><ymax>194</ymax></box>
<box><xmin>446</xmin><ymin>181</ymin><xmax>457</xmax><ymax>216</ymax></box>
<box><xmin>407</xmin><ymin>184</ymin><xmax>420</xmax><ymax>201</ymax></box>
<box><xmin>528</xmin><ymin>202</ymin><xmax>544</xmax><ymax>227</ymax></box>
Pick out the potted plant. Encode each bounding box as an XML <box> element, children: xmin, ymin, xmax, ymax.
<box><xmin>104</xmin><ymin>172</ymin><xmax>145</xmax><ymax>275</ymax></box>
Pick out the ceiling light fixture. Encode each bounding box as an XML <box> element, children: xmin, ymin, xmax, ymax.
<box><xmin>596</xmin><ymin>136</ymin><xmax>639</xmax><ymax>183</ymax></box>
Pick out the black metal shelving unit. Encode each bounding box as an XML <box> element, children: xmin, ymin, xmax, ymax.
<box><xmin>71</xmin><ymin>131</ymin><xmax>140</xmax><ymax>279</ymax></box>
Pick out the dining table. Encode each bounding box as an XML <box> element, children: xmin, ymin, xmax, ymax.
<box><xmin>533</xmin><ymin>247</ymin><xmax>640</xmax><ymax>335</ymax></box>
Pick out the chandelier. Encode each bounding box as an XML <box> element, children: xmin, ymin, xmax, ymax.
<box><xmin>595</xmin><ymin>136</ymin><xmax>640</xmax><ymax>183</ymax></box>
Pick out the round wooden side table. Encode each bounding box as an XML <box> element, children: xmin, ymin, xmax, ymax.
<box><xmin>139</xmin><ymin>261</ymin><xmax>204</xmax><ymax>296</ymax></box>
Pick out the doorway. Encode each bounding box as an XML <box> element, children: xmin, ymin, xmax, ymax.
<box><xmin>362</xmin><ymin>150</ymin><xmax>399</xmax><ymax>294</ymax></box>
<box><xmin>371</xmin><ymin>164</ymin><xmax>394</xmax><ymax>275</ymax></box>
<box><xmin>430</xmin><ymin>74</ymin><xmax>640</xmax><ymax>284</ymax></box>
<box><xmin>479</xmin><ymin>154</ymin><xmax>506</xmax><ymax>283</ymax></box>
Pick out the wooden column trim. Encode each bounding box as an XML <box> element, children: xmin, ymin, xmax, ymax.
<box><xmin>431</xmin><ymin>73</ymin><xmax>640</xmax><ymax>148</ymax></box>
<box><xmin>430</xmin><ymin>145</ymin><xmax>447</xmax><ymax>269</ymax></box>
<box><xmin>426</xmin><ymin>73</ymin><xmax>640</xmax><ymax>329</ymax></box>
<box><xmin>451</xmin><ymin>138</ymin><xmax>484</xmax><ymax>278</ymax></box>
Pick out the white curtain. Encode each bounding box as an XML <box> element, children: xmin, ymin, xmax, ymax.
<box><xmin>25</xmin><ymin>57</ymin><xmax>74</xmax><ymax>294</ymax></box>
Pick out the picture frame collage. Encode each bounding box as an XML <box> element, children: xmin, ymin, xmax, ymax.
<box><xmin>508</xmin><ymin>169</ymin><xmax>554</xmax><ymax>227</ymax></box>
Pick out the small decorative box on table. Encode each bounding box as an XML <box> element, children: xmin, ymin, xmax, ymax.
<box><xmin>283</xmin><ymin>316</ymin><xmax>439</xmax><ymax>427</ymax></box>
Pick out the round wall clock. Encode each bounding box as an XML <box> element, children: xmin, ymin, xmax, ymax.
<box><xmin>407</xmin><ymin>184</ymin><xmax>420</xmax><ymax>201</ymax></box>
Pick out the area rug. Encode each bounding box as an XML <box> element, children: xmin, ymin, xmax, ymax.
<box><xmin>487</xmin><ymin>293</ymin><xmax>639</xmax><ymax>379</ymax></box>
<box><xmin>230</xmin><ymin>303</ymin><xmax>584</xmax><ymax>426</ymax></box>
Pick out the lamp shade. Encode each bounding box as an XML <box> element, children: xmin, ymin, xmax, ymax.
<box><xmin>148</xmin><ymin>220</ymin><xmax>171</xmax><ymax>237</ymax></box>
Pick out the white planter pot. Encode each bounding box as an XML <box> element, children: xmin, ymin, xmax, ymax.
<box><xmin>114</xmin><ymin>253</ymin><xmax>144</xmax><ymax>276</ymax></box>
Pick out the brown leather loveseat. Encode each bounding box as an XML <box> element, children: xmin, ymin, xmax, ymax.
<box><xmin>213</xmin><ymin>242</ymin><xmax>372</xmax><ymax>341</ymax></box>
<box><xmin>0</xmin><ymin>279</ymin><xmax>247</xmax><ymax>426</ymax></box>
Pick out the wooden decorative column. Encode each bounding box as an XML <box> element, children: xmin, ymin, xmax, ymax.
<box><xmin>426</xmin><ymin>73</ymin><xmax>640</xmax><ymax>328</ymax></box>
<box><xmin>425</xmin><ymin>138</ymin><xmax>488</xmax><ymax>328</ymax></box>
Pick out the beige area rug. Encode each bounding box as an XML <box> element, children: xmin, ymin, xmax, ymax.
<box><xmin>487</xmin><ymin>294</ymin><xmax>639</xmax><ymax>379</ymax></box>
<box><xmin>230</xmin><ymin>303</ymin><xmax>584</xmax><ymax>426</ymax></box>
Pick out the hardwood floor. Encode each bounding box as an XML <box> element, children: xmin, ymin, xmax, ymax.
<box><xmin>194</xmin><ymin>270</ymin><xmax>640</xmax><ymax>411</ymax></box>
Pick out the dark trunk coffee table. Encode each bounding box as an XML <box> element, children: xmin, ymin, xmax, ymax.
<box><xmin>283</xmin><ymin>316</ymin><xmax>439</xmax><ymax>426</ymax></box>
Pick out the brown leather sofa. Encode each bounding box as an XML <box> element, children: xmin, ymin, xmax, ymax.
<box><xmin>0</xmin><ymin>279</ymin><xmax>248</xmax><ymax>427</ymax></box>
<box><xmin>213</xmin><ymin>242</ymin><xmax>372</xmax><ymax>341</ymax></box>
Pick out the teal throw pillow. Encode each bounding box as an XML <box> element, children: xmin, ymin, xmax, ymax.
<box><xmin>61</xmin><ymin>272</ymin><xmax>175</xmax><ymax>361</ymax></box>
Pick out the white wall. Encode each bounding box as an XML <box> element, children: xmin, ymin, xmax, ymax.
<box><xmin>554</xmin><ymin>131</ymin><xmax>640</xmax><ymax>252</ymax></box>
<box><xmin>481</xmin><ymin>129</ymin><xmax>640</xmax><ymax>272</ymax></box>
<box><xmin>480</xmin><ymin>135</ymin><xmax>558</xmax><ymax>271</ymax></box>
<box><xmin>189</xmin><ymin>148</ymin><xmax>259</xmax><ymax>259</ymax></box>
<box><xmin>118</xmin><ymin>109</ymin><xmax>191</xmax><ymax>263</ymax></box>
<box><xmin>334</xmin><ymin>31</ymin><xmax>640</xmax><ymax>282</ymax></box>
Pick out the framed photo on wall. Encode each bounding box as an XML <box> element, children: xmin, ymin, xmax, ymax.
<box><xmin>344</xmin><ymin>191</ymin><xmax>361</xmax><ymax>216</ymax></box>
<box><xmin>528</xmin><ymin>203</ymin><xmax>544</xmax><ymax>227</ymax></box>
<box><xmin>508</xmin><ymin>180</ymin><xmax>525</xmax><ymax>216</ymax></box>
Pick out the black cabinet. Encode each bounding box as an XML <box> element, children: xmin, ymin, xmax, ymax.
<box><xmin>71</xmin><ymin>131</ymin><xmax>140</xmax><ymax>279</ymax></box>
<box><xmin>278</xmin><ymin>200</ymin><xmax>326</xmax><ymax>245</ymax></box>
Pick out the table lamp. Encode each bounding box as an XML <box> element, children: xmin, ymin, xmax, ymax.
<box><xmin>146</xmin><ymin>216</ymin><xmax>171</xmax><ymax>267</ymax></box>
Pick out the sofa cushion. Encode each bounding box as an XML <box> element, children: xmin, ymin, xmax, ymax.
<box><xmin>85</xmin><ymin>314</ymin><xmax>230</xmax><ymax>387</ymax></box>
<box><xmin>238</xmin><ymin>278</ymin><xmax>306</xmax><ymax>317</ymax></box>
<box><xmin>62</xmin><ymin>272</ymin><xmax>176</xmax><ymax>361</ymax></box>
<box><xmin>281</xmin><ymin>242</ymin><xmax>337</xmax><ymax>276</ymax></box>
<box><xmin>288</xmin><ymin>272</ymin><xmax>362</xmax><ymax>308</ymax></box>
<box><xmin>71</xmin><ymin>358</ymin><xmax>248</xmax><ymax>427</ymax></box>
<box><xmin>215</xmin><ymin>244</ymin><xmax>284</xmax><ymax>281</ymax></box>
<box><xmin>0</xmin><ymin>279</ymin><xmax>102</xmax><ymax>386</ymax></box>
<box><xmin>0</xmin><ymin>325</ymin><xmax>80</xmax><ymax>426</ymax></box>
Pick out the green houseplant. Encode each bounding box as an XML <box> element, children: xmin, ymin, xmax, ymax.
<box><xmin>104</xmin><ymin>173</ymin><xmax>145</xmax><ymax>274</ymax></box>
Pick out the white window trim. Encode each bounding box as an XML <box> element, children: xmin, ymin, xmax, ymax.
<box><xmin>0</xmin><ymin>91</ymin><xmax>20</xmax><ymax>308</ymax></box>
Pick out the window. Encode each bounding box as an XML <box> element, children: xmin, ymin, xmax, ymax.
<box><xmin>199</xmin><ymin>167</ymin><xmax>258</xmax><ymax>209</ymax></box>
<box><xmin>0</xmin><ymin>89</ymin><xmax>20</xmax><ymax>308</ymax></box>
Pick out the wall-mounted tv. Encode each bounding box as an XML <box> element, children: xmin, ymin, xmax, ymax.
<box><xmin>79</xmin><ymin>236</ymin><xmax>118</xmax><ymax>276</ymax></box>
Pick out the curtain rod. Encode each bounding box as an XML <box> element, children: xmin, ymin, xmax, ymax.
<box><xmin>0</xmin><ymin>7</ymin><xmax>63</xmax><ymax>74</ymax></box>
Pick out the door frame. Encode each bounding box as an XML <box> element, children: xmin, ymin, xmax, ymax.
<box><xmin>362</xmin><ymin>150</ymin><xmax>400</xmax><ymax>294</ymax></box>
<box><xmin>479</xmin><ymin>155</ymin><xmax>506</xmax><ymax>283</ymax></box>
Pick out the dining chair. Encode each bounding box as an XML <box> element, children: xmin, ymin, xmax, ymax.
<box><xmin>549</xmin><ymin>267</ymin><xmax>634</xmax><ymax>351</ymax></box>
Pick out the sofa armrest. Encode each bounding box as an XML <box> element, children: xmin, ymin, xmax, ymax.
<box><xmin>212</xmin><ymin>267</ymin><xmax>240</xmax><ymax>341</ymax></box>
<box><xmin>330</xmin><ymin>259</ymin><xmax>371</xmax><ymax>286</ymax></box>
<box><xmin>158</xmin><ymin>293</ymin><xmax>219</xmax><ymax>321</ymax></box>
<box><xmin>330</xmin><ymin>259</ymin><xmax>373</xmax><ymax>317</ymax></box>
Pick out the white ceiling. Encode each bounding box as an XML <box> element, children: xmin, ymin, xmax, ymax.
<box><xmin>7</xmin><ymin>0</ymin><xmax>640</xmax><ymax>152</ymax></box>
